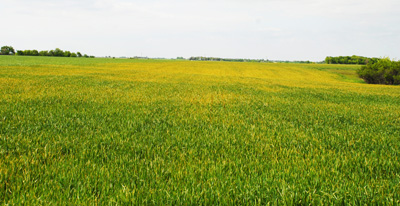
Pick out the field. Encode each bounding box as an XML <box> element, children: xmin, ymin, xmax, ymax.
<box><xmin>0</xmin><ymin>56</ymin><xmax>399</xmax><ymax>204</ymax></box>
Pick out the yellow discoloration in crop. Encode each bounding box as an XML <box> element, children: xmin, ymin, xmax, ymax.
<box><xmin>1</xmin><ymin>61</ymin><xmax>399</xmax><ymax>104</ymax></box>
<box><xmin>1</xmin><ymin>57</ymin><xmax>400</xmax><ymax>204</ymax></box>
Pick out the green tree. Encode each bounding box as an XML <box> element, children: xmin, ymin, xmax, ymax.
<box><xmin>63</xmin><ymin>51</ymin><xmax>71</xmax><ymax>57</ymax></box>
<box><xmin>77</xmin><ymin>52</ymin><xmax>82</xmax><ymax>57</ymax></box>
<box><xmin>1</xmin><ymin>46</ymin><xmax>15</xmax><ymax>55</ymax></box>
<box><xmin>357</xmin><ymin>58</ymin><xmax>400</xmax><ymax>85</ymax></box>
<box><xmin>39</xmin><ymin>50</ymin><xmax>49</xmax><ymax>56</ymax></box>
<box><xmin>325</xmin><ymin>57</ymin><xmax>332</xmax><ymax>64</ymax></box>
<box><xmin>31</xmin><ymin>50</ymin><xmax>39</xmax><ymax>56</ymax></box>
<box><xmin>54</xmin><ymin>48</ymin><xmax>64</xmax><ymax>57</ymax></box>
<box><xmin>24</xmin><ymin>50</ymin><xmax>32</xmax><ymax>56</ymax></box>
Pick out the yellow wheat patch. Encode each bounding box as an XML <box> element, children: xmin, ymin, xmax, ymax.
<box><xmin>1</xmin><ymin>61</ymin><xmax>399</xmax><ymax>104</ymax></box>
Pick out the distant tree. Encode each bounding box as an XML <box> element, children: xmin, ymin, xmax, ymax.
<box><xmin>84</xmin><ymin>54</ymin><xmax>89</xmax><ymax>58</ymax></box>
<box><xmin>39</xmin><ymin>50</ymin><xmax>49</xmax><ymax>56</ymax></box>
<box><xmin>63</xmin><ymin>51</ymin><xmax>71</xmax><ymax>57</ymax></box>
<box><xmin>24</xmin><ymin>50</ymin><xmax>32</xmax><ymax>56</ymax></box>
<box><xmin>13</xmin><ymin>47</ymin><xmax>86</xmax><ymax>58</ymax></box>
<box><xmin>1</xmin><ymin>46</ymin><xmax>15</xmax><ymax>55</ymax></box>
<box><xmin>54</xmin><ymin>48</ymin><xmax>64</xmax><ymax>57</ymax></box>
<box><xmin>31</xmin><ymin>50</ymin><xmax>39</xmax><ymax>56</ymax></box>
<box><xmin>325</xmin><ymin>55</ymin><xmax>379</xmax><ymax>65</ymax></box>
<box><xmin>89</xmin><ymin>56</ymin><xmax>95</xmax><ymax>58</ymax></box>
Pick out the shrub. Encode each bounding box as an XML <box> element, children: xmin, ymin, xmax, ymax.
<box><xmin>357</xmin><ymin>58</ymin><xmax>400</xmax><ymax>85</ymax></box>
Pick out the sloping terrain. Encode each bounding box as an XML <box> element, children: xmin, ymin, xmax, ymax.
<box><xmin>1</xmin><ymin>56</ymin><xmax>399</xmax><ymax>204</ymax></box>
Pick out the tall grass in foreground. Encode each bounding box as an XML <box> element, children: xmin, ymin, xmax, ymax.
<box><xmin>0</xmin><ymin>56</ymin><xmax>399</xmax><ymax>204</ymax></box>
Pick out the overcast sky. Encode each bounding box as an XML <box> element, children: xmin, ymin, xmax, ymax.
<box><xmin>2</xmin><ymin>0</ymin><xmax>400</xmax><ymax>61</ymax></box>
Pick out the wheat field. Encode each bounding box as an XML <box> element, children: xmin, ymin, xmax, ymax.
<box><xmin>1</xmin><ymin>56</ymin><xmax>399</xmax><ymax>204</ymax></box>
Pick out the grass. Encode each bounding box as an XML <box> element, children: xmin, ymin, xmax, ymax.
<box><xmin>0</xmin><ymin>56</ymin><xmax>399</xmax><ymax>205</ymax></box>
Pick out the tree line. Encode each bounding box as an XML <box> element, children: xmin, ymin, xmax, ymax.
<box><xmin>189</xmin><ymin>56</ymin><xmax>317</xmax><ymax>64</ymax></box>
<box><xmin>0</xmin><ymin>45</ymin><xmax>94</xmax><ymax>58</ymax></box>
<box><xmin>357</xmin><ymin>58</ymin><xmax>400</xmax><ymax>85</ymax></box>
<box><xmin>189</xmin><ymin>56</ymin><xmax>268</xmax><ymax>62</ymax></box>
<box><xmin>325</xmin><ymin>55</ymin><xmax>379</xmax><ymax>65</ymax></box>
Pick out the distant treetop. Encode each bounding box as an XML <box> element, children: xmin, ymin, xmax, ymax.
<box><xmin>0</xmin><ymin>46</ymin><xmax>15</xmax><ymax>55</ymax></box>
<box><xmin>1</xmin><ymin>45</ymin><xmax>93</xmax><ymax>58</ymax></box>
<box><xmin>325</xmin><ymin>55</ymin><xmax>379</xmax><ymax>65</ymax></box>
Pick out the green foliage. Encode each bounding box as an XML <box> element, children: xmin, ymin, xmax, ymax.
<box><xmin>0</xmin><ymin>46</ymin><xmax>15</xmax><ymax>55</ymax></box>
<box><xmin>357</xmin><ymin>58</ymin><xmax>400</xmax><ymax>85</ymax></box>
<box><xmin>189</xmin><ymin>57</ymin><xmax>314</xmax><ymax>64</ymax></box>
<box><xmin>54</xmin><ymin>48</ymin><xmax>64</xmax><ymax>57</ymax></box>
<box><xmin>325</xmin><ymin>55</ymin><xmax>379</xmax><ymax>65</ymax></box>
<box><xmin>31</xmin><ymin>50</ymin><xmax>39</xmax><ymax>56</ymax></box>
<box><xmin>39</xmin><ymin>50</ymin><xmax>49</xmax><ymax>56</ymax></box>
<box><xmin>24</xmin><ymin>50</ymin><xmax>32</xmax><ymax>56</ymax></box>
<box><xmin>189</xmin><ymin>56</ymin><xmax>269</xmax><ymax>63</ymax></box>
<box><xmin>12</xmin><ymin>47</ymin><xmax>93</xmax><ymax>58</ymax></box>
<box><xmin>63</xmin><ymin>51</ymin><xmax>71</xmax><ymax>57</ymax></box>
<box><xmin>16</xmin><ymin>50</ymin><xmax>24</xmax><ymax>56</ymax></box>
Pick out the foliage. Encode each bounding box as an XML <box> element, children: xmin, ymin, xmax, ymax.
<box><xmin>189</xmin><ymin>56</ymin><xmax>268</xmax><ymax>63</ymax></box>
<box><xmin>0</xmin><ymin>56</ymin><xmax>399</xmax><ymax>204</ymax></box>
<box><xmin>54</xmin><ymin>48</ymin><xmax>64</xmax><ymax>57</ymax></box>
<box><xmin>15</xmin><ymin>48</ymin><xmax>92</xmax><ymax>58</ymax></box>
<box><xmin>16</xmin><ymin>50</ymin><xmax>24</xmax><ymax>56</ymax></box>
<box><xmin>325</xmin><ymin>55</ymin><xmax>379</xmax><ymax>65</ymax></box>
<box><xmin>189</xmin><ymin>57</ymin><xmax>315</xmax><ymax>64</ymax></box>
<box><xmin>39</xmin><ymin>50</ymin><xmax>49</xmax><ymax>56</ymax></box>
<box><xmin>31</xmin><ymin>50</ymin><xmax>39</xmax><ymax>56</ymax></box>
<box><xmin>0</xmin><ymin>46</ymin><xmax>15</xmax><ymax>55</ymax></box>
<box><xmin>357</xmin><ymin>58</ymin><xmax>400</xmax><ymax>85</ymax></box>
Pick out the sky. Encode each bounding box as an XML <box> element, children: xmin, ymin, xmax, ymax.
<box><xmin>2</xmin><ymin>0</ymin><xmax>400</xmax><ymax>61</ymax></box>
